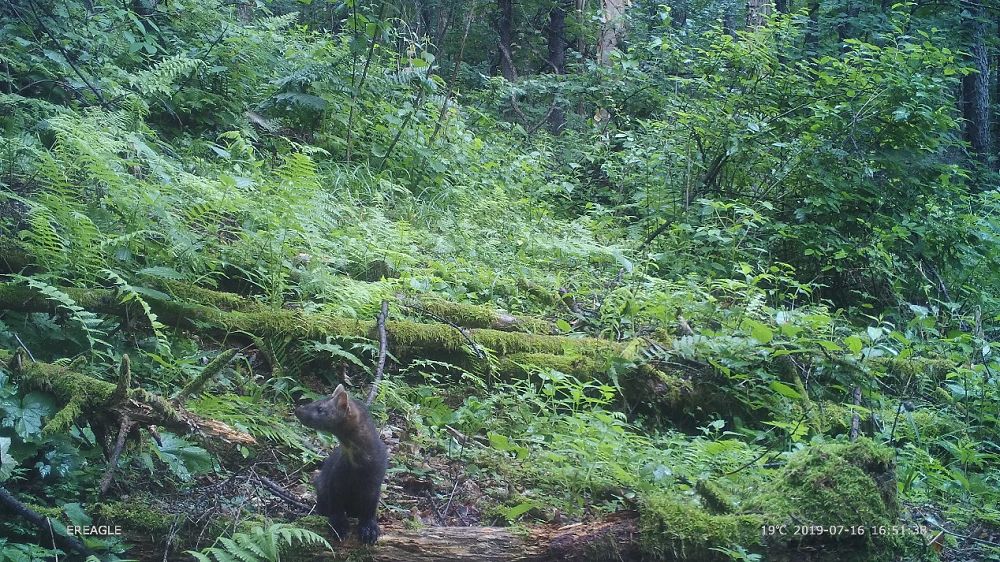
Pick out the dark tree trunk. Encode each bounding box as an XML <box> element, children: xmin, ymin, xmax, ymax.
<box><xmin>962</xmin><ymin>0</ymin><xmax>991</xmax><ymax>167</ymax></box>
<box><xmin>722</xmin><ymin>1</ymin><xmax>737</xmax><ymax>37</ymax></box>
<box><xmin>836</xmin><ymin>1</ymin><xmax>860</xmax><ymax>46</ymax></box>
<box><xmin>804</xmin><ymin>0</ymin><xmax>819</xmax><ymax>52</ymax></box>
<box><xmin>498</xmin><ymin>0</ymin><xmax>516</xmax><ymax>80</ymax></box>
<box><xmin>775</xmin><ymin>0</ymin><xmax>788</xmax><ymax>14</ymax></box>
<box><xmin>546</xmin><ymin>0</ymin><xmax>570</xmax><ymax>132</ymax></box>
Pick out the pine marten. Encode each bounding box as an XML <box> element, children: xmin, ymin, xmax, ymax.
<box><xmin>294</xmin><ymin>384</ymin><xmax>387</xmax><ymax>544</ymax></box>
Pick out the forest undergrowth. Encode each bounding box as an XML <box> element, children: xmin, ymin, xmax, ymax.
<box><xmin>0</xmin><ymin>1</ymin><xmax>998</xmax><ymax>561</ymax></box>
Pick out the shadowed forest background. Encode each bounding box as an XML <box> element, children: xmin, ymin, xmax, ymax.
<box><xmin>0</xmin><ymin>0</ymin><xmax>999</xmax><ymax>560</ymax></box>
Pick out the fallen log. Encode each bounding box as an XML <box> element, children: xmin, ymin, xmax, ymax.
<box><xmin>0</xmin><ymin>349</ymin><xmax>256</xmax><ymax>454</ymax></box>
<box><xmin>311</xmin><ymin>515</ymin><xmax>640</xmax><ymax>562</ymax></box>
<box><xmin>396</xmin><ymin>294</ymin><xmax>553</xmax><ymax>334</ymax></box>
<box><xmin>0</xmin><ymin>282</ymin><xmax>693</xmax><ymax>406</ymax></box>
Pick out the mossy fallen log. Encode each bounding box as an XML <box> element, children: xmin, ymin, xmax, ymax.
<box><xmin>0</xmin><ymin>282</ymin><xmax>694</xmax><ymax>407</ymax></box>
<box><xmin>0</xmin><ymin>238</ymin><xmax>32</xmax><ymax>274</ymax></box>
<box><xmin>397</xmin><ymin>294</ymin><xmax>553</xmax><ymax>334</ymax></box>
<box><xmin>0</xmin><ymin>349</ymin><xmax>255</xmax><ymax>453</ymax></box>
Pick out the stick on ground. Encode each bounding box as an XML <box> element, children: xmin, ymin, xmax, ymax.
<box><xmin>366</xmin><ymin>300</ymin><xmax>389</xmax><ymax>406</ymax></box>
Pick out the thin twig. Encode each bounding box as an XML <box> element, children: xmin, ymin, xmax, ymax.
<box><xmin>924</xmin><ymin>517</ymin><xmax>1000</xmax><ymax>548</ymax></box>
<box><xmin>12</xmin><ymin>332</ymin><xmax>34</xmax><ymax>362</ymax></box>
<box><xmin>367</xmin><ymin>300</ymin><xmax>389</xmax><ymax>406</ymax></box>
<box><xmin>258</xmin><ymin>475</ymin><xmax>311</xmax><ymax>511</ymax></box>
<box><xmin>396</xmin><ymin>299</ymin><xmax>484</xmax><ymax>359</ymax></box>
<box><xmin>99</xmin><ymin>416</ymin><xmax>135</xmax><ymax>495</ymax></box>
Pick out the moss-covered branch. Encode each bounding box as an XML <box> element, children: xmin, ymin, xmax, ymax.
<box><xmin>0</xmin><ymin>349</ymin><xmax>255</xmax><ymax>450</ymax></box>
<box><xmin>397</xmin><ymin>294</ymin><xmax>553</xmax><ymax>334</ymax></box>
<box><xmin>0</xmin><ymin>282</ymin><xmax>682</xmax><ymax>395</ymax></box>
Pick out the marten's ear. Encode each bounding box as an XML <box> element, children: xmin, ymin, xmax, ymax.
<box><xmin>332</xmin><ymin>384</ymin><xmax>349</xmax><ymax>410</ymax></box>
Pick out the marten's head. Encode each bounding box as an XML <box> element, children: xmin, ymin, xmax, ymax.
<box><xmin>294</xmin><ymin>384</ymin><xmax>358</xmax><ymax>437</ymax></box>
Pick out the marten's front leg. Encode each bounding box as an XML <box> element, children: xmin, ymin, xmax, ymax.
<box><xmin>357</xmin><ymin>515</ymin><xmax>379</xmax><ymax>545</ymax></box>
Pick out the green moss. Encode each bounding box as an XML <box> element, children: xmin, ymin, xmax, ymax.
<box><xmin>695</xmin><ymin>479</ymin><xmax>735</xmax><ymax>514</ymax></box>
<box><xmin>500</xmin><ymin>352</ymin><xmax>605</xmax><ymax>377</ymax></box>
<box><xmin>641</xmin><ymin>439</ymin><xmax>903</xmax><ymax>561</ymax></box>
<box><xmin>747</xmin><ymin>438</ymin><xmax>897</xmax><ymax>527</ymax></box>
<box><xmin>150</xmin><ymin>279</ymin><xmax>255</xmax><ymax>311</ymax></box>
<box><xmin>15</xmin><ymin>360</ymin><xmax>116</xmax><ymax>434</ymax></box>
<box><xmin>871</xmin><ymin>356</ymin><xmax>954</xmax><ymax>392</ymax></box>
<box><xmin>92</xmin><ymin>500</ymin><xmax>174</xmax><ymax>534</ymax></box>
<box><xmin>640</xmin><ymin>494</ymin><xmax>763</xmax><ymax>561</ymax></box>
<box><xmin>415</xmin><ymin>297</ymin><xmax>551</xmax><ymax>334</ymax></box>
<box><xmin>891</xmin><ymin>408</ymin><xmax>960</xmax><ymax>443</ymax></box>
<box><xmin>178</xmin><ymin>347</ymin><xmax>239</xmax><ymax>399</ymax></box>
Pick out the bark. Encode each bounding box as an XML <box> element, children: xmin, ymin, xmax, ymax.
<box><xmin>546</xmin><ymin>0</ymin><xmax>571</xmax><ymax>133</ymax></box>
<box><xmin>962</xmin><ymin>0</ymin><xmax>991</xmax><ymax>167</ymax></box>
<box><xmin>498</xmin><ymin>0</ymin><xmax>516</xmax><ymax>80</ymax></box>
<box><xmin>0</xmin><ymin>349</ymin><xmax>256</xmax><ymax>451</ymax></box>
<box><xmin>396</xmin><ymin>294</ymin><xmax>553</xmax><ymax>333</ymax></box>
<box><xmin>774</xmin><ymin>0</ymin><xmax>787</xmax><ymax>14</ymax></box>
<box><xmin>722</xmin><ymin>1</ymin><xmax>737</xmax><ymax>37</ymax></box>
<box><xmin>313</xmin><ymin>515</ymin><xmax>640</xmax><ymax>561</ymax></box>
<box><xmin>745</xmin><ymin>0</ymin><xmax>773</xmax><ymax>29</ymax></box>
<box><xmin>804</xmin><ymin>0</ymin><xmax>819</xmax><ymax>52</ymax></box>
<box><xmin>597</xmin><ymin>0</ymin><xmax>627</xmax><ymax>65</ymax></box>
<box><xmin>237</xmin><ymin>0</ymin><xmax>254</xmax><ymax>24</ymax></box>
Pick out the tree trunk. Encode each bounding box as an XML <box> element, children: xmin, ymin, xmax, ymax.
<box><xmin>546</xmin><ymin>0</ymin><xmax>570</xmax><ymax>132</ymax></box>
<box><xmin>746</xmin><ymin>0</ymin><xmax>773</xmax><ymax>29</ymax></box>
<box><xmin>597</xmin><ymin>0</ymin><xmax>627</xmax><ymax>65</ymax></box>
<box><xmin>836</xmin><ymin>1</ymin><xmax>860</xmax><ymax>45</ymax></box>
<box><xmin>804</xmin><ymin>0</ymin><xmax>819</xmax><ymax>52</ymax></box>
<box><xmin>237</xmin><ymin>0</ymin><xmax>254</xmax><ymax>23</ymax></box>
<box><xmin>775</xmin><ymin>0</ymin><xmax>788</xmax><ymax>14</ymax></box>
<box><xmin>722</xmin><ymin>0</ymin><xmax>737</xmax><ymax>37</ymax></box>
<box><xmin>498</xmin><ymin>0</ymin><xmax>516</xmax><ymax>80</ymax></box>
<box><xmin>962</xmin><ymin>0</ymin><xmax>991</xmax><ymax>167</ymax></box>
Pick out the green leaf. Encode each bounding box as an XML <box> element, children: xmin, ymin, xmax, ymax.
<box><xmin>0</xmin><ymin>437</ymin><xmax>14</xmax><ymax>482</ymax></box>
<box><xmin>816</xmin><ymin>340</ymin><xmax>842</xmax><ymax>352</ymax></box>
<box><xmin>748</xmin><ymin>321</ymin><xmax>773</xmax><ymax>344</ymax></box>
<box><xmin>866</xmin><ymin>326</ymin><xmax>884</xmax><ymax>343</ymax></box>
<box><xmin>844</xmin><ymin>335</ymin><xmax>863</xmax><ymax>355</ymax></box>
<box><xmin>4</xmin><ymin>392</ymin><xmax>57</xmax><ymax>441</ymax></box>
<box><xmin>769</xmin><ymin>381</ymin><xmax>801</xmax><ymax>400</ymax></box>
<box><xmin>555</xmin><ymin>319</ymin><xmax>572</xmax><ymax>333</ymax></box>
<box><xmin>500</xmin><ymin>501</ymin><xmax>537</xmax><ymax>521</ymax></box>
<box><xmin>153</xmin><ymin>432</ymin><xmax>213</xmax><ymax>481</ymax></box>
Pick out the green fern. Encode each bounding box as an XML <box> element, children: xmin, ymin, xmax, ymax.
<box><xmin>187</xmin><ymin>522</ymin><xmax>332</xmax><ymax>562</ymax></box>
<box><xmin>17</xmin><ymin>275</ymin><xmax>111</xmax><ymax>353</ymax></box>
<box><xmin>104</xmin><ymin>268</ymin><xmax>171</xmax><ymax>355</ymax></box>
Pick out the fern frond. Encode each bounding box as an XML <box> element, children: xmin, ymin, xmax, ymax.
<box><xmin>186</xmin><ymin>522</ymin><xmax>331</xmax><ymax>562</ymax></box>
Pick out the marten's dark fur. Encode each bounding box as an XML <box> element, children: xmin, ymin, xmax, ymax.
<box><xmin>294</xmin><ymin>384</ymin><xmax>387</xmax><ymax>544</ymax></box>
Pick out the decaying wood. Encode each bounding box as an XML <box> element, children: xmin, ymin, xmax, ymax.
<box><xmin>0</xmin><ymin>349</ymin><xmax>256</xmax><ymax>452</ymax></box>
<box><xmin>0</xmin><ymin>282</ymin><xmax>692</xmax><ymax>404</ymax></box>
<box><xmin>177</xmin><ymin>348</ymin><xmax>240</xmax><ymax>401</ymax></box>
<box><xmin>99</xmin><ymin>415</ymin><xmax>135</xmax><ymax>495</ymax></box>
<box><xmin>310</xmin><ymin>514</ymin><xmax>639</xmax><ymax>562</ymax></box>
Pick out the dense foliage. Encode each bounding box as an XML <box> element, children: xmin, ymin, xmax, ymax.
<box><xmin>0</xmin><ymin>0</ymin><xmax>997</xmax><ymax>560</ymax></box>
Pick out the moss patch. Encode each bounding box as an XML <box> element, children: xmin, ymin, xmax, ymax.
<box><xmin>640</xmin><ymin>494</ymin><xmax>763</xmax><ymax>561</ymax></box>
